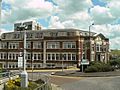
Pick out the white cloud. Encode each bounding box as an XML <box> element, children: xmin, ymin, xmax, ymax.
<box><xmin>50</xmin><ymin>0</ymin><xmax>93</xmax><ymax>29</ymax></box>
<box><xmin>2</xmin><ymin>0</ymin><xmax>55</xmax><ymax>23</ymax></box>
<box><xmin>108</xmin><ymin>1</ymin><xmax>120</xmax><ymax>18</ymax></box>
<box><xmin>62</xmin><ymin>20</ymin><xmax>75</xmax><ymax>28</ymax></box>
<box><xmin>49</xmin><ymin>16</ymin><xmax>64</xmax><ymax>29</ymax></box>
<box><xmin>90</xmin><ymin>5</ymin><xmax>115</xmax><ymax>24</ymax></box>
<box><xmin>49</xmin><ymin>16</ymin><xmax>75</xmax><ymax>29</ymax></box>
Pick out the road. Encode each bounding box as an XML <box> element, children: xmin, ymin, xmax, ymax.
<box><xmin>51</xmin><ymin>76</ymin><xmax>120</xmax><ymax>90</ymax></box>
<box><xmin>28</xmin><ymin>71</ymin><xmax>120</xmax><ymax>90</ymax></box>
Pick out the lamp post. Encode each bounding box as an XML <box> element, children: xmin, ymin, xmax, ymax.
<box><xmin>20</xmin><ymin>24</ymin><xmax>28</xmax><ymax>88</ymax></box>
<box><xmin>89</xmin><ymin>23</ymin><xmax>94</xmax><ymax>61</ymax></box>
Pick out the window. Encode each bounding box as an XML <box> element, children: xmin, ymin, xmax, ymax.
<box><xmin>1</xmin><ymin>42</ymin><xmax>7</xmax><ymax>49</ymax></box>
<box><xmin>13</xmin><ymin>54</ymin><xmax>15</xmax><ymax>60</ymax></box>
<box><xmin>50</xmin><ymin>32</ymin><xmax>58</xmax><ymax>37</ymax></box>
<box><xmin>52</xmin><ymin>54</ymin><xmax>55</xmax><ymax>60</ymax></box>
<box><xmin>13</xmin><ymin>33</ymin><xmax>20</xmax><ymax>39</ymax></box>
<box><xmin>34</xmin><ymin>54</ymin><xmax>36</xmax><ymax>60</ymax></box>
<box><xmin>62</xmin><ymin>53</ymin><xmax>76</xmax><ymax>61</ymax></box>
<box><xmin>68</xmin><ymin>54</ymin><xmax>71</xmax><ymax>60</ymax></box>
<box><xmin>9</xmin><ymin>42</ymin><xmax>19</xmax><ymax>49</ymax></box>
<box><xmin>63</xmin><ymin>54</ymin><xmax>67</xmax><ymax>60</ymax></box>
<box><xmin>35</xmin><ymin>32</ymin><xmax>43</xmax><ymax>38</ymax></box>
<box><xmin>96</xmin><ymin>44</ymin><xmax>100</xmax><ymax>52</ymax></box>
<box><xmin>38</xmin><ymin>54</ymin><xmax>41</xmax><ymax>60</ymax></box>
<box><xmin>47</xmin><ymin>42</ymin><xmax>60</xmax><ymax>49</ymax></box>
<box><xmin>1</xmin><ymin>53</ymin><xmax>3</xmax><ymax>59</ymax></box>
<box><xmin>56</xmin><ymin>54</ymin><xmax>60</xmax><ymax>60</ymax></box>
<box><xmin>16</xmin><ymin>54</ymin><xmax>18</xmax><ymax>60</ymax></box>
<box><xmin>13</xmin><ymin>44</ymin><xmax>15</xmax><ymax>49</ymax></box>
<box><xmin>47</xmin><ymin>53</ymin><xmax>60</xmax><ymax>60</ymax></box>
<box><xmin>92</xmin><ymin>44</ymin><xmax>94</xmax><ymax>51</ymax></box>
<box><xmin>63</xmin><ymin>42</ymin><xmax>76</xmax><ymax>49</ymax></box>
<box><xmin>4</xmin><ymin>53</ymin><xmax>6</xmax><ymax>59</ymax></box>
<box><xmin>26</xmin><ymin>33</ymin><xmax>32</xmax><ymax>38</ymax></box>
<box><xmin>72</xmin><ymin>54</ymin><xmax>76</xmax><ymax>60</ymax></box>
<box><xmin>26</xmin><ymin>42</ymin><xmax>31</xmax><ymax>49</ymax></box>
<box><xmin>47</xmin><ymin>54</ymin><xmax>51</xmax><ymax>60</ymax></box>
<box><xmin>9</xmin><ymin>54</ymin><xmax>11</xmax><ymax>59</ymax></box>
<box><xmin>27</xmin><ymin>54</ymin><xmax>31</xmax><ymax>60</ymax></box>
<box><xmin>33</xmin><ymin>42</ymin><xmax>41</xmax><ymax>49</ymax></box>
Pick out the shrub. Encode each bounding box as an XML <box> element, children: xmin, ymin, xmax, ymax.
<box><xmin>84</xmin><ymin>66</ymin><xmax>98</xmax><ymax>73</ymax></box>
<box><xmin>109</xmin><ymin>59</ymin><xmax>120</xmax><ymax>69</ymax></box>
<box><xmin>85</xmin><ymin>61</ymin><xmax>114</xmax><ymax>73</ymax></box>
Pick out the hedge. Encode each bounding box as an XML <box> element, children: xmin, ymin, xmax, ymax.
<box><xmin>85</xmin><ymin>61</ymin><xmax>114</xmax><ymax>73</ymax></box>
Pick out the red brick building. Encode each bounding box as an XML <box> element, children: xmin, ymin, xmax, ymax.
<box><xmin>0</xmin><ymin>21</ymin><xmax>109</xmax><ymax>69</ymax></box>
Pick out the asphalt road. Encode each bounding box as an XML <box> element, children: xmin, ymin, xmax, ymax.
<box><xmin>28</xmin><ymin>72</ymin><xmax>120</xmax><ymax>90</ymax></box>
<box><xmin>59</xmin><ymin>76</ymin><xmax>120</xmax><ymax>90</ymax></box>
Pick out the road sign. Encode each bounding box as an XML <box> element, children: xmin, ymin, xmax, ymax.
<box><xmin>81</xmin><ymin>59</ymin><xmax>89</xmax><ymax>65</ymax></box>
<box><xmin>18</xmin><ymin>57</ymin><xmax>23</xmax><ymax>68</ymax></box>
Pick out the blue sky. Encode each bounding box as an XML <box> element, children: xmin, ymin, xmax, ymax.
<box><xmin>1</xmin><ymin>0</ymin><xmax>120</xmax><ymax>49</ymax></box>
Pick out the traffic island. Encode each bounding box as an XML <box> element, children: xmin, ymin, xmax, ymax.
<box><xmin>4</xmin><ymin>77</ymin><xmax>51</xmax><ymax>90</ymax></box>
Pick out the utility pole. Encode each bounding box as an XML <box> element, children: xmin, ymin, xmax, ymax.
<box><xmin>89</xmin><ymin>23</ymin><xmax>94</xmax><ymax>61</ymax></box>
<box><xmin>20</xmin><ymin>24</ymin><xmax>28</xmax><ymax>88</ymax></box>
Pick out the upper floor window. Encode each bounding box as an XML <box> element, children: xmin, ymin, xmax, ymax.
<box><xmin>63</xmin><ymin>42</ymin><xmax>76</xmax><ymax>49</ymax></box>
<box><xmin>26</xmin><ymin>42</ymin><xmax>31</xmax><ymax>49</ymax></box>
<box><xmin>33</xmin><ymin>53</ymin><xmax>42</xmax><ymax>60</ymax></box>
<box><xmin>35</xmin><ymin>32</ymin><xmax>43</xmax><ymax>38</ymax></box>
<box><xmin>96</xmin><ymin>44</ymin><xmax>100</xmax><ymax>52</ymax></box>
<box><xmin>1</xmin><ymin>42</ymin><xmax>7</xmax><ymax>49</ymax></box>
<box><xmin>96</xmin><ymin>44</ymin><xmax>103</xmax><ymax>52</ymax></box>
<box><xmin>9</xmin><ymin>42</ymin><xmax>19</xmax><ymax>49</ymax></box>
<box><xmin>33</xmin><ymin>42</ymin><xmax>42</xmax><ymax>49</ymax></box>
<box><xmin>13</xmin><ymin>33</ymin><xmax>20</xmax><ymax>39</ymax></box>
<box><xmin>26</xmin><ymin>32</ymin><xmax>32</xmax><ymax>38</ymax></box>
<box><xmin>47</xmin><ymin>42</ymin><xmax>60</xmax><ymax>49</ymax></box>
<box><xmin>50</xmin><ymin>32</ymin><xmax>58</xmax><ymax>37</ymax></box>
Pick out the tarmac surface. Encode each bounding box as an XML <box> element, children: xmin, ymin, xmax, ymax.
<box><xmin>12</xmin><ymin>68</ymin><xmax>120</xmax><ymax>90</ymax></box>
<box><xmin>54</xmin><ymin>69</ymin><xmax>120</xmax><ymax>77</ymax></box>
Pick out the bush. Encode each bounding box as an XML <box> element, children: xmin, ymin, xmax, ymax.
<box><xmin>109</xmin><ymin>59</ymin><xmax>120</xmax><ymax>69</ymax></box>
<box><xmin>84</xmin><ymin>66</ymin><xmax>98</xmax><ymax>73</ymax></box>
<box><xmin>85</xmin><ymin>61</ymin><xmax>114</xmax><ymax>73</ymax></box>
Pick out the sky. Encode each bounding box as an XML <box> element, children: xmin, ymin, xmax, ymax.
<box><xmin>1</xmin><ymin>0</ymin><xmax>120</xmax><ymax>49</ymax></box>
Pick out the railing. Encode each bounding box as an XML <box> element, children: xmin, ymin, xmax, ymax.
<box><xmin>31</xmin><ymin>73</ymin><xmax>63</xmax><ymax>90</ymax></box>
<box><xmin>28</xmin><ymin>72</ymin><xmax>52</xmax><ymax>90</ymax></box>
<box><xmin>34</xmin><ymin>81</ymin><xmax>52</xmax><ymax>90</ymax></box>
<box><xmin>0</xmin><ymin>72</ymin><xmax>19</xmax><ymax>84</ymax></box>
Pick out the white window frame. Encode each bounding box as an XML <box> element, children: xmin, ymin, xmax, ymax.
<box><xmin>47</xmin><ymin>42</ymin><xmax>60</xmax><ymax>49</ymax></box>
<box><xmin>33</xmin><ymin>42</ymin><xmax>42</xmax><ymax>49</ymax></box>
<box><xmin>63</xmin><ymin>42</ymin><xmax>76</xmax><ymax>49</ymax></box>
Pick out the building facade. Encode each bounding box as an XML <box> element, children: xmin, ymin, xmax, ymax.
<box><xmin>0</xmin><ymin>21</ymin><xmax>109</xmax><ymax>69</ymax></box>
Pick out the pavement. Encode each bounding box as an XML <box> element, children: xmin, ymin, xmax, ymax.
<box><xmin>54</xmin><ymin>69</ymin><xmax>120</xmax><ymax>77</ymax></box>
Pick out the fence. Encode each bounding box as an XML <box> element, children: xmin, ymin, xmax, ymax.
<box><xmin>29</xmin><ymin>72</ymin><xmax>63</xmax><ymax>90</ymax></box>
<box><xmin>28</xmin><ymin>72</ymin><xmax>52</xmax><ymax>90</ymax></box>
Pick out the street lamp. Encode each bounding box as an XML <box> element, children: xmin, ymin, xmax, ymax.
<box><xmin>89</xmin><ymin>23</ymin><xmax>94</xmax><ymax>61</ymax></box>
<box><xmin>19</xmin><ymin>24</ymin><xmax>28</xmax><ymax>88</ymax></box>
